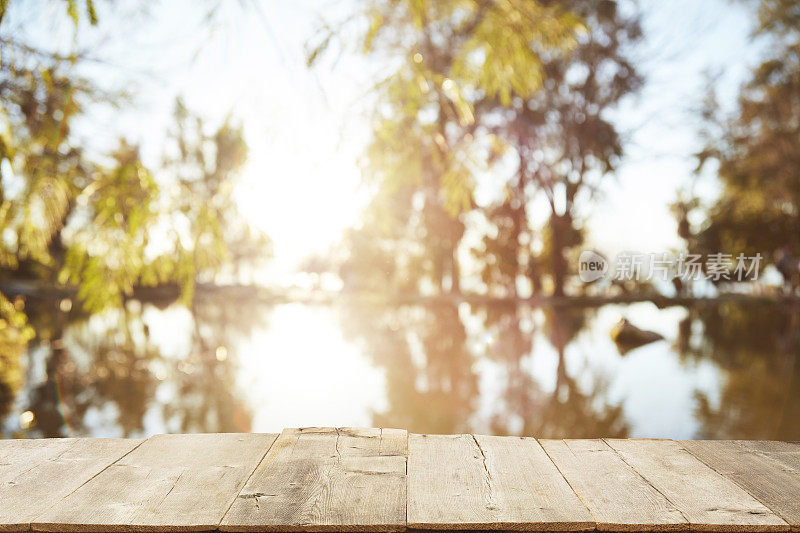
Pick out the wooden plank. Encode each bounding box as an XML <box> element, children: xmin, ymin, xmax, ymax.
<box><xmin>682</xmin><ymin>440</ymin><xmax>800</xmax><ymax>531</ymax></box>
<box><xmin>0</xmin><ymin>438</ymin><xmax>142</xmax><ymax>532</ymax></box>
<box><xmin>219</xmin><ymin>427</ymin><xmax>407</xmax><ymax>532</ymax></box>
<box><xmin>737</xmin><ymin>441</ymin><xmax>800</xmax><ymax>461</ymax></box>
<box><xmin>33</xmin><ymin>433</ymin><xmax>277</xmax><ymax>532</ymax></box>
<box><xmin>540</xmin><ymin>439</ymin><xmax>687</xmax><ymax>531</ymax></box>
<box><xmin>407</xmin><ymin>433</ymin><xmax>594</xmax><ymax>531</ymax></box>
<box><xmin>606</xmin><ymin>439</ymin><xmax>788</xmax><ymax>531</ymax></box>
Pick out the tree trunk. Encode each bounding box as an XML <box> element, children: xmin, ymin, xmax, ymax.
<box><xmin>551</xmin><ymin>215</ymin><xmax>566</xmax><ymax>297</ymax></box>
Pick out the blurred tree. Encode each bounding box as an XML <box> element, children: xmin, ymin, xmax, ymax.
<box><xmin>313</xmin><ymin>0</ymin><xmax>584</xmax><ymax>295</ymax></box>
<box><xmin>159</xmin><ymin>98</ymin><xmax>271</xmax><ymax>302</ymax></box>
<box><xmin>689</xmin><ymin>0</ymin><xmax>800</xmax><ymax>290</ymax></box>
<box><xmin>0</xmin><ymin>0</ymin><xmax>271</xmax><ymax>427</ymax></box>
<box><xmin>59</xmin><ymin>142</ymin><xmax>160</xmax><ymax>311</ymax></box>
<box><xmin>479</xmin><ymin>0</ymin><xmax>642</xmax><ymax>297</ymax></box>
<box><xmin>321</xmin><ymin>0</ymin><xmax>637</xmax><ymax>437</ymax></box>
<box><xmin>0</xmin><ymin>2</ymin><xmax>106</xmax><ymax>417</ymax></box>
<box><xmin>1</xmin><ymin>2</ymin><xmax>271</xmax><ymax>309</ymax></box>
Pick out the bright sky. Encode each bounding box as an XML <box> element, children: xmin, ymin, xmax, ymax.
<box><xmin>13</xmin><ymin>0</ymin><xmax>765</xmax><ymax>284</ymax></box>
<box><xmin>590</xmin><ymin>0</ymin><xmax>763</xmax><ymax>257</ymax></box>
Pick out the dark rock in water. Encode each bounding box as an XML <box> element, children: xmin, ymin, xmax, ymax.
<box><xmin>610</xmin><ymin>318</ymin><xmax>664</xmax><ymax>355</ymax></box>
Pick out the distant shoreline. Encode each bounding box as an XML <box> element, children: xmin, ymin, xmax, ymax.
<box><xmin>2</xmin><ymin>280</ymin><xmax>798</xmax><ymax>308</ymax></box>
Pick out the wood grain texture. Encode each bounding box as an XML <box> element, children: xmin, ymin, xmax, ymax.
<box><xmin>737</xmin><ymin>441</ymin><xmax>800</xmax><ymax>464</ymax></box>
<box><xmin>32</xmin><ymin>433</ymin><xmax>277</xmax><ymax>532</ymax></box>
<box><xmin>4</xmin><ymin>433</ymin><xmax>799</xmax><ymax>533</ymax></box>
<box><xmin>606</xmin><ymin>439</ymin><xmax>788</xmax><ymax>531</ymax></box>
<box><xmin>541</xmin><ymin>439</ymin><xmax>687</xmax><ymax>531</ymax></box>
<box><xmin>682</xmin><ymin>440</ymin><xmax>800</xmax><ymax>531</ymax></box>
<box><xmin>0</xmin><ymin>438</ymin><xmax>142</xmax><ymax>532</ymax></box>
<box><xmin>219</xmin><ymin>427</ymin><xmax>407</xmax><ymax>532</ymax></box>
<box><xmin>407</xmin><ymin>434</ymin><xmax>594</xmax><ymax>531</ymax></box>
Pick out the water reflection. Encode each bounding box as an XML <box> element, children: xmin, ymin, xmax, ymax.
<box><xmin>678</xmin><ymin>303</ymin><xmax>800</xmax><ymax>439</ymax></box>
<box><xmin>2</xmin><ymin>299</ymin><xmax>798</xmax><ymax>440</ymax></box>
<box><xmin>3</xmin><ymin>294</ymin><xmax>269</xmax><ymax>437</ymax></box>
<box><xmin>340</xmin><ymin>303</ymin><xmax>478</xmax><ymax>434</ymax></box>
<box><xmin>486</xmin><ymin>306</ymin><xmax>629</xmax><ymax>438</ymax></box>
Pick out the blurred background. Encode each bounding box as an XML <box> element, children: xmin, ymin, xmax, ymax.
<box><xmin>0</xmin><ymin>0</ymin><xmax>797</xmax><ymax>440</ymax></box>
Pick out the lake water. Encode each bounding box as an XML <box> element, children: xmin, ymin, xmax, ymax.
<box><xmin>2</xmin><ymin>298</ymin><xmax>798</xmax><ymax>439</ymax></box>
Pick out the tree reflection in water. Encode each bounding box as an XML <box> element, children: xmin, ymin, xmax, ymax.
<box><xmin>341</xmin><ymin>301</ymin><xmax>628</xmax><ymax>437</ymax></box>
<box><xmin>2</xmin><ymin>300</ymin><xmax>799</xmax><ymax>439</ymax></box>
<box><xmin>6</xmin><ymin>294</ymin><xmax>269</xmax><ymax>438</ymax></box>
<box><xmin>679</xmin><ymin>302</ymin><xmax>800</xmax><ymax>440</ymax></box>
<box><xmin>482</xmin><ymin>305</ymin><xmax>628</xmax><ymax>438</ymax></box>
<box><xmin>340</xmin><ymin>302</ymin><xmax>478</xmax><ymax>435</ymax></box>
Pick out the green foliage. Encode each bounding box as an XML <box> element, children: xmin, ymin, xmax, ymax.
<box><xmin>0</xmin><ymin>4</ymin><xmax>270</xmax><ymax>322</ymax></box>
<box><xmin>326</xmin><ymin>0</ymin><xmax>586</xmax><ymax>295</ymax></box>
<box><xmin>59</xmin><ymin>142</ymin><xmax>160</xmax><ymax>311</ymax></box>
<box><xmin>451</xmin><ymin>1</ymin><xmax>584</xmax><ymax>106</ymax></box>
<box><xmin>358</xmin><ymin>0</ymin><xmax>584</xmax><ymax>203</ymax></box>
<box><xmin>64</xmin><ymin>0</ymin><xmax>99</xmax><ymax>26</ymax></box>
<box><xmin>0</xmin><ymin>0</ymin><xmax>271</xmax><ymax>434</ymax></box>
<box><xmin>0</xmin><ymin>293</ymin><xmax>33</xmax><ymax>420</ymax></box>
<box><xmin>0</xmin><ymin>0</ymin><xmax>98</xmax><ymax>27</ymax></box>
<box><xmin>319</xmin><ymin>1</ymin><xmax>641</xmax><ymax>297</ymax></box>
<box><xmin>57</xmin><ymin>99</ymin><xmax>271</xmax><ymax>313</ymax></box>
<box><xmin>0</xmin><ymin>63</ymin><xmax>91</xmax><ymax>269</ymax></box>
<box><xmin>0</xmin><ymin>0</ymin><xmax>8</xmax><ymax>25</ymax></box>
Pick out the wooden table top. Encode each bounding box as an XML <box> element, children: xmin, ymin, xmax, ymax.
<box><xmin>1</xmin><ymin>429</ymin><xmax>798</xmax><ymax>532</ymax></box>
